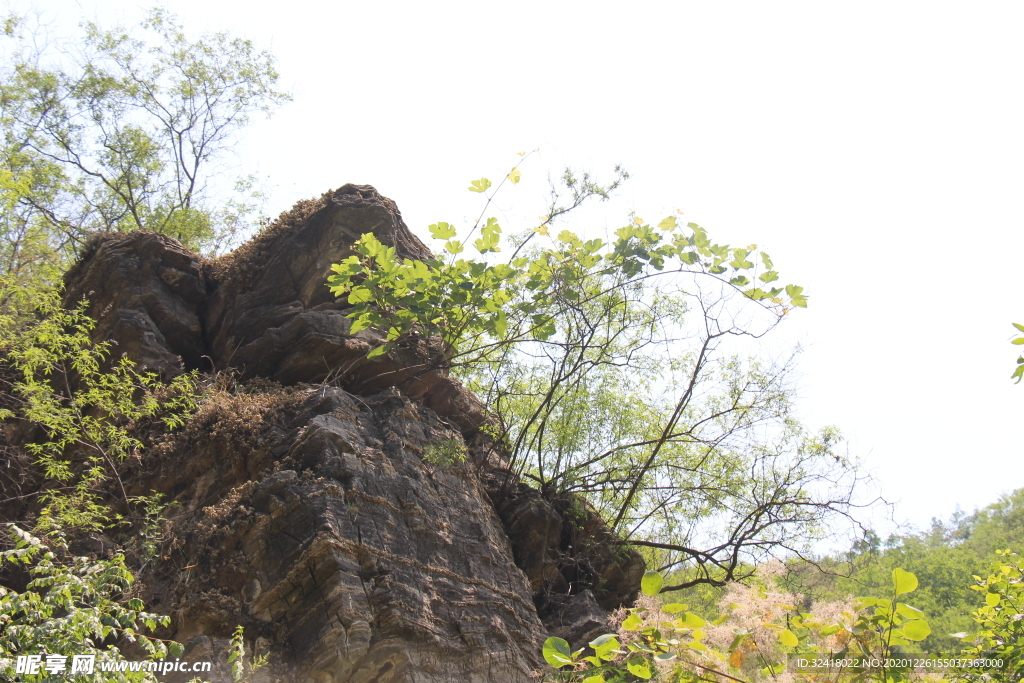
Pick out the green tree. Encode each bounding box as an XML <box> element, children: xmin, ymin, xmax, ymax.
<box><xmin>0</xmin><ymin>7</ymin><xmax>289</xmax><ymax>290</ymax></box>
<box><xmin>0</xmin><ymin>9</ymin><xmax>279</xmax><ymax>675</ymax></box>
<box><xmin>327</xmin><ymin>163</ymin><xmax>858</xmax><ymax>586</ymax></box>
<box><xmin>543</xmin><ymin>567</ymin><xmax>934</xmax><ymax>683</ymax></box>
<box><xmin>959</xmin><ymin>550</ymin><xmax>1024</xmax><ymax>683</ymax></box>
<box><xmin>0</xmin><ymin>270</ymin><xmax>199</xmax><ymax>682</ymax></box>
<box><xmin>778</xmin><ymin>489</ymin><xmax>1024</xmax><ymax>653</ymax></box>
<box><xmin>0</xmin><ymin>276</ymin><xmax>198</xmax><ymax>531</ymax></box>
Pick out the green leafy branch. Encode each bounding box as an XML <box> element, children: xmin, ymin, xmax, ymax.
<box><xmin>958</xmin><ymin>550</ymin><xmax>1024</xmax><ymax>683</ymax></box>
<box><xmin>1011</xmin><ymin>323</ymin><xmax>1024</xmax><ymax>383</ymax></box>
<box><xmin>327</xmin><ymin>165</ymin><xmax>807</xmax><ymax>364</ymax></box>
<box><xmin>0</xmin><ymin>277</ymin><xmax>198</xmax><ymax>530</ymax></box>
<box><xmin>0</xmin><ymin>525</ymin><xmax>172</xmax><ymax>682</ymax></box>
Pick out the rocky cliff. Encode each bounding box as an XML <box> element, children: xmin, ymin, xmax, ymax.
<box><xmin>27</xmin><ymin>185</ymin><xmax>646</xmax><ymax>682</ymax></box>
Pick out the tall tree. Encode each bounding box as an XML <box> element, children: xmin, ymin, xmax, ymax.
<box><xmin>0</xmin><ymin>7</ymin><xmax>289</xmax><ymax>291</ymax></box>
<box><xmin>327</xmin><ymin>165</ymin><xmax>859</xmax><ymax>587</ymax></box>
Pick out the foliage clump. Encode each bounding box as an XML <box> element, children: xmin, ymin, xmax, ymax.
<box><xmin>422</xmin><ymin>438</ymin><xmax>468</xmax><ymax>469</ymax></box>
<box><xmin>0</xmin><ymin>6</ymin><xmax>289</xmax><ymax>292</ymax></box>
<box><xmin>0</xmin><ymin>525</ymin><xmax>175</xmax><ymax>682</ymax></box>
<box><xmin>0</xmin><ymin>277</ymin><xmax>198</xmax><ymax>531</ymax></box>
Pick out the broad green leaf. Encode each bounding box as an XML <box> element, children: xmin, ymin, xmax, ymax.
<box><xmin>542</xmin><ymin>636</ymin><xmax>573</xmax><ymax>667</ymax></box>
<box><xmin>785</xmin><ymin>283</ymin><xmax>808</xmax><ymax>307</ymax></box>
<box><xmin>779</xmin><ymin>629</ymin><xmax>799</xmax><ymax>647</ymax></box>
<box><xmin>662</xmin><ymin>603</ymin><xmax>687</xmax><ymax>614</ymax></box>
<box><xmin>641</xmin><ymin>571</ymin><xmax>663</xmax><ymax>596</ymax></box>
<box><xmin>902</xmin><ymin>619</ymin><xmax>931</xmax><ymax>641</ymax></box>
<box><xmin>682</xmin><ymin>612</ymin><xmax>706</xmax><ymax>629</ymax></box>
<box><xmin>744</xmin><ymin>287</ymin><xmax>766</xmax><ymax>301</ymax></box>
<box><xmin>494</xmin><ymin>310</ymin><xmax>508</xmax><ymax>338</ymax></box>
<box><xmin>627</xmin><ymin>660</ymin><xmax>652</xmax><ymax>679</ymax></box>
<box><xmin>591</xmin><ymin>634</ymin><xmax>620</xmax><ymax>660</ymax></box>
<box><xmin>366</xmin><ymin>342</ymin><xmax>394</xmax><ymax>359</ymax></box>
<box><xmin>507</xmin><ymin>168</ymin><xmax>521</xmax><ymax>184</ymax></box>
<box><xmin>557</xmin><ymin>229</ymin><xmax>581</xmax><ymax>245</ymax></box>
<box><xmin>468</xmin><ymin>178</ymin><xmax>492</xmax><ymax>193</ymax></box>
<box><xmin>582</xmin><ymin>675</ymin><xmax>605</xmax><ymax>683</ymax></box>
<box><xmin>429</xmin><ymin>222</ymin><xmax>457</xmax><ymax>240</ymax></box>
<box><xmin>986</xmin><ymin>592</ymin><xmax>1001</xmax><ymax>607</ymax></box>
<box><xmin>658</xmin><ymin>216</ymin><xmax>678</xmax><ymax>230</ymax></box>
<box><xmin>1013</xmin><ymin>322</ymin><xmax>1024</xmax><ymax>332</ymax></box>
<box><xmin>893</xmin><ymin>568</ymin><xmax>919</xmax><ymax>596</ymax></box>
<box><xmin>622</xmin><ymin>612</ymin><xmax>643</xmax><ymax>631</ymax></box>
<box><xmin>855</xmin><ymin>596</ymin><xmax>888</xmax><ymax>608</ymax></box>
<box><xmin>896</xmin><ymin>603</ymin><xmax>925</xmax><ymax>619</ymax></box>
<box><xmin>347</xmin><ymin>287</ymin><xmax>373</xmax><ymax>304</ymax></box>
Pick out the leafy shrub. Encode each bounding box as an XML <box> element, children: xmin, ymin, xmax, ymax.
<box><xmin>958</xmin><ymin>550</ymin><xmax>1024</xmax><ymax>683</ymax></box>
<box><xmin>0</xmin><ymin>277</ymin><xmax>198</xmax><ymax>531</ymax></box>
<box><xmin>543</xmin><ymin>566</ymin><xmax>934</xmax><ymax>683</ymax></box>
<box><xmin>0</xmin><ymin>525</ymin><xmax>173</xmax><ymax>682</ymax></box>
<box><xmin>422</xmin><ymin>438</ymin><xmax>468</xmax><ymax>468</ymax></box>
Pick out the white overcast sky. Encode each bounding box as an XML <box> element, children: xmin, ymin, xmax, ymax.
<box><xmin>27</xmin><ymin>1</ymin><xmax>1024</xmax><ymax>540</ymax></box>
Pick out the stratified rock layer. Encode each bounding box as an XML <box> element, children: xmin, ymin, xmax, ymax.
<box><xmin>129</xmin><ymin>386</ymin><xmax>544</xmax><ymax>682</ymax></box>
<box><xmin>63</xmin><ymin>231</ymin><xmax>207</xmax><ymax>378</ymax></box>
<box><xmin>56</xmin><ymin>185</ymin><xmax>644</xmax><ymax>683</ymax></box>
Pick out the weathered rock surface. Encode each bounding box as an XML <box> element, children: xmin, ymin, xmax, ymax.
<box><xmin>204</xmin><ymin>184</ymin><xmax>433</xmax><ymax>390</ymax></box>
<box><xmin>63</xmin><ymin>231</ymin><xmax>208</xmax><ymax>378</ymax></box>
<box><xmin>44</xmin><ymin>185</ymin><xmax>646</xmax><ymax>682</ymax></box>
<box><xmin>544</xmin><ymin>591</ymin><xmax>610</xmax><ymax>651</ymax></box>
<box><xmin>128</xmin><ymin>386</ymin><xmax>546</xmax><ymax>682</ymax></box>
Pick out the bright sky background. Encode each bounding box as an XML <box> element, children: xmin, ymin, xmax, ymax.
<box><xmin>28</xmin><ymin>1</ymin><xmax>1024</xmax><ymax>542</ymax></box>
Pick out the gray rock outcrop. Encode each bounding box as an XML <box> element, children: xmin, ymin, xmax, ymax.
<box><xmin>52</xmin><ymin>185</ymin><xmax>645</xmax><ymax>682</ymax></box>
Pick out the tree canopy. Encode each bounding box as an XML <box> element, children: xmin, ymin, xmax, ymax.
<box><xmin>0</xmin><ymin>7</ymin><xmax>289</xmax><ymax>293</ymax></box>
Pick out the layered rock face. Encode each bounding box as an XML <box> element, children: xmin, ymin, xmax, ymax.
<box><xmin>57</xmin><ymin>186</ymin><xmax>644</xmax><ymax>682</ymax></box>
